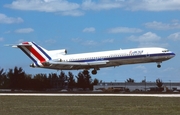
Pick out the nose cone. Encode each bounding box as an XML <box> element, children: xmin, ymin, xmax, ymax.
<box><xmin>170</xmin><ymin>52</ymin><xmax>175</xmax><ymax>58</ymax></box>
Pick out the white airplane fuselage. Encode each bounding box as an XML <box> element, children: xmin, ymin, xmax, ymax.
<box><xmin>13</xmin><ymin>42</ymin><xmax>175</xmax><ymax>75</ymax></box>
<box><xmin>53</xmin><ymin>47</ymin><xmax>175</xmax><ymax>70</ymax></box>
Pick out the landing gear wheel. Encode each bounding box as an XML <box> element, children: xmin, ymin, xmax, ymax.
<box><xmin>83</xmin><ymin>70</ymin><xmax>89</xmax><ymax>75</ymax></box>
<box><xmin>91</xmin><ymin>70</ymin><xmax>97</xmax><ymax>75</ymax></box>
<box><xmin>157</xmin><ymin>64</ymin><xmax>161</xmax><ymax>68</ymax></box>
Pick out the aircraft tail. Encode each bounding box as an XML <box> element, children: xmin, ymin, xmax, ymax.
<box><xmin>13</xmin><ymin>41</ymin><xmax>67</xmax><ymax>67</ymax></box>
<box><xmin>13</xmin><ymin>42</ymin><xmax>52</xmax><ymax>66</ymax></box>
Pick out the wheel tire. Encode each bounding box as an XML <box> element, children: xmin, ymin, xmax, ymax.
<box><xmin>157</xmin><ymin>65</ymin><xmax>161</xmax><ymax>68</ymax></box>
<box><xmin>83</xmin><ymin>70</ymin><xmax>89</xmax><ymax>75</ymax></box>
<box><xmin>92</xmin><ymin>70</ymin><xmax>97</xmax><ymax>75</ymax></box>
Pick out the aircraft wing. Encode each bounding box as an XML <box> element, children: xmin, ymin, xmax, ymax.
<box><xmin>42</xmin><ymin>60</ymin><xmax>109</xmax><ymax>70</ymax></box>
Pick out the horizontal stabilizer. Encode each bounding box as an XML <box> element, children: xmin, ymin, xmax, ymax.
<box><xmin>12</xmin><ymin>44</ymin><xmax>32</xmax><ymax>48</ymax></box>
<box><xmin>4</xmin><ymin>44</ymin><xmax>31</xmax><ymax>48</ymax></box>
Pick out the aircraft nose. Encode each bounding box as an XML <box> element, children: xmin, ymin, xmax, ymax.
<box><xmin>170</xmin><ymin>52</ymin><xmax>175</xmax><ymax>58</ymax></box>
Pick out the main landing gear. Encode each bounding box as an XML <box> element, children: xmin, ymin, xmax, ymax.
<box><xmin>91</xmin><ymin>70</ymin><xmax>97</xmax><ymax>75</ymax></box>
<box><xmin>83</xmin><ymin>69</ymin><xmax>97</xmax><ymax>75</ymax></box>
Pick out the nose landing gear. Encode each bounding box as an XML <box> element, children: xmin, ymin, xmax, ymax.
<box><xmin>157</xmin><ymin>62</ymin><xmax>161</xmax><ymax>68</ymax></box>
<box><xmin>157</xmin><ymin>64</ymin><xmax>161</xmax><ymax>68</ymax></box>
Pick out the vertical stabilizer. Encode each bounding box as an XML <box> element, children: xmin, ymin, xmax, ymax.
<box><xmin>14</xmin><ymin>42</ymin><xmax>52</xmax><ymax>67</ymax></box>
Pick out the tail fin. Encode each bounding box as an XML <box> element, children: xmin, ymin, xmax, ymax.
<box><xmin>14</xmin><ymin>42</ymin><xmax>52</xmax><ymax>65</ymax></box>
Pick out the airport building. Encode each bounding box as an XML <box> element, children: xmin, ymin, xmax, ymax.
<box><xmin>93</xmin><ymin>82</ymin><xmax>180</xmax><ymax>92</ymax></box>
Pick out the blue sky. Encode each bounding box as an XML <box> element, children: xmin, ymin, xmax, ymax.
<box><xmin>0</xmin><ymin>0</ymin><xmax>180</xmax><ymax>82</ymax></box>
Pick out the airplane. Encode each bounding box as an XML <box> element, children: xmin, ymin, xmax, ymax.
<box><xmin>12</xmin><ymin>42</ymin><xmax>175</xmax><ymax>75</ymax></box>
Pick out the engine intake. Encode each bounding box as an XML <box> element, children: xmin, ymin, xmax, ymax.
<box><xmin>30</xmin><ymin>63</ymin><xmax>36</xmax><ymax>68</ymax></box>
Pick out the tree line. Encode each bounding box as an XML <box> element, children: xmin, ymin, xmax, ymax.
<box><xmin>0</xmin><ymin>66</ymin><xmax>99</xmax><ymax>91</ymax></box>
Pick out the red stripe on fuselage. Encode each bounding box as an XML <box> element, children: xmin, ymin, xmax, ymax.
<box><xmin>25</xmin><ymin>46</ymin><xmax>46</xmax><ymax>63</ymax></box>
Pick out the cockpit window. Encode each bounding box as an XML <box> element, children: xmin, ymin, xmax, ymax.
<box><xmin>162</xmin><ymin>50</ymin><xmax>169</xmax><ymax>52</ymax></box>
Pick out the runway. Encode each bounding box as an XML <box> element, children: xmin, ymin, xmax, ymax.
<box><xmin>0</xmin><ymin>93</ymin><xmax>180</xmax><ymax>97</ymax></box>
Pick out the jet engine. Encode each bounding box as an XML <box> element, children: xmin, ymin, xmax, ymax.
<box><xmin>30</xmin><ymin>63</ymin><xmax>36</xmax><ymax>68</ymax></box>
<box><xmin>49</xmin><ymin>49</ymin><xmax>67</xmax><ymax>55</ymax></box>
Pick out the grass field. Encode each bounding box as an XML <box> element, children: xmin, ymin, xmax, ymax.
<box><xmin>0</xmin><ymin>96</ymin><xmax>180</xmax><ymax>115</ymax></box>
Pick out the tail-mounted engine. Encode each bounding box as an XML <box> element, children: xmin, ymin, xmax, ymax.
<box><xmin>30</xmin><ymin>63</ymin><xmax>36</xmax><ymax>68</ymax></box>
<box><xmin>49</xmin><ymin>49</ymin><xmax>67</xmax><ymax>55</ymax></box>
<box><xmin>58</xmin><ymin>49</ymin><xmax>67</xmax><ymax>55</ymax></box>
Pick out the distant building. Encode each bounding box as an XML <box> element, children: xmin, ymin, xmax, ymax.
<box><xmin>93</xmin><ymin>82</ymin><xmax>180</xmax><ymax>92</ymax></box>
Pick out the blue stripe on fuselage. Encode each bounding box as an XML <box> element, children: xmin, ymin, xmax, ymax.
<box><xmin>70</xmin><ymin>53</ymin><xmax>175</xmax><ymax>63</ymax></box>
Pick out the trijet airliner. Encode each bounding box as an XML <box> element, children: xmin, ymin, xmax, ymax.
<box><xmin>12</xmin><ymin>42</ymin><xmax>175</xmax><ymax>75</ymax></box>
